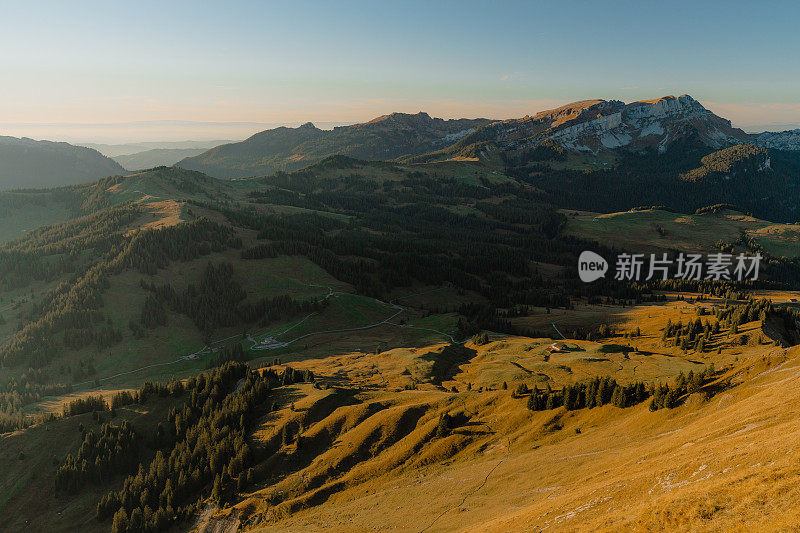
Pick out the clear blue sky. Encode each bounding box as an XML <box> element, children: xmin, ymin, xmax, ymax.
<box><xmin>1</xmin><ymin>0</ymin><xmax>799</xmax><ymax>141</ymax></box>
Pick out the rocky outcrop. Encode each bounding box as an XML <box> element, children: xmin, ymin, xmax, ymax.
<box><xmin>754</xmin><ymin>130</ymin><xmax>800</xmax><ymax>151</ymax></box>
<box><xmin>421</xmin><ymin>94</ymin><xmax>756</xmax><ymax>165</ymax></box>
<box><xmin>544</xmin><ymin>95</ymin><xmax>750</xmax><ymax>154</ymax></box>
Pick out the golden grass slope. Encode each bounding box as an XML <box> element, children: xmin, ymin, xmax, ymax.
<box><xmin>240</xmin><ymin>346</ymin><xmax>800</xmax><ymax>532</ymax></box>
<box><xmin>193</xmin><ymin>292</ymin><xmax>795</xmax><ymax>532</ymax></box>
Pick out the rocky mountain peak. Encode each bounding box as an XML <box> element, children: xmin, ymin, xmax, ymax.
<box><xmin>543</xmin><ymin>94</ymin><xmax>747</xmax><ymax>154</ymax></box>
<box><xmin>364</xmin><ymin>111</ymin><xmax>432</xmax><ymax>126</ymax></box>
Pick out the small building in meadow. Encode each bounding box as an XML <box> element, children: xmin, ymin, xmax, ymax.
<box><xmin>548</xmin><ymin>341</ymin><xmax>569</xmax><ymax>353</ymax></box>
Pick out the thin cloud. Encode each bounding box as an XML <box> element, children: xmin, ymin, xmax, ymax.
<box><xmin>704</xmin><ymin>101</ymin><xmax>800</xmax><ymax>130</ymax></box>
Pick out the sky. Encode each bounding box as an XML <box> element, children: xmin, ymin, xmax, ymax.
<box><xmin>1</xmin><ymin>0</ymin><xmax>799</xmax><ymax>142</ymax></box>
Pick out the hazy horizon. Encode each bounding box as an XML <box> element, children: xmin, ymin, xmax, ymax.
<box><xmin>2</xmin><ymin>0</ymin><xmax>800</xmax><ymax>144</ymax></box>
<box><xmin>0</xmin><ymin>120</ymin><xmax>355</xmax><ymax>145</ymax></box>
<box><xmin>3</xmin><ymin>104</ymin><xmax>798</xmax><ymax>145</ymax></box>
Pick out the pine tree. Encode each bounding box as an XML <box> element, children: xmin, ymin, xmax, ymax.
<box><xmin>129</xmin><ymin>508</ymin><xmax>143</xmax><ymax>531</ymax></box>
<box><xmin>212</xmin><ymin>474</ymin><xmax>223</xmax><ymax>503</ymax></box>
<box><xmin>238</xmin><ymin>470</ymin><xmax>249</xmax><ymax>492</ymax></box>
<box><xmin>111</xmin><ymin>508</ymin><xmax>128</xmax><ymax>533</ymax></box>
<box><xmin>611</xmin><ymin>386</ymin><xmax>623</xmax><ymax>407</ymax></box>
<box><xmin>664</xmin><ymin>388</ymin><xmax>679</xmax><ymax>409</ymax></box>
<box><xmin>635</xmin><ymin>382</ymin><xmax>646</xmax><ymax>404</ymax></box>
<box><xmin>545</xmin><ymin>393</ymin><xmax>556</xmax><ymax>410</ymax></box>
<box><xmin>526</xmin><ymin>393</ymin><xmax>536</xmax><ymax>411</ymax></box>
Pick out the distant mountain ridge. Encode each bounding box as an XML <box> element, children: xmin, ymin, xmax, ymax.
<box><xmin>112</xmin><ymin>148</ymin><xmax>208</xmax><ymax>171</ymax></box>
<box><xmin>0</xmin><ymin>136</ymin><xmax>125</xmax><ymax>190</ymax></box>
<box><xmin>176</xmin><ymin>113</ymin><xmax>491</xmax><ymax>178</ymax></box>
<box><xmin>178</xmin><ymin>95</ymin><xmax>800</xmax><ymax>179</ymax></box>
<box><xmin>83</xmin><ymin>140</ymin><xmax>234</xmax><ymax>158</ymax></box>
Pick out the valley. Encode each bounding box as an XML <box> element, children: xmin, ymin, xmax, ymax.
<box><xmin>2</xmin><ymin>94</ymin><xmax>800</xmax><ymax>532</ymax></box>
<box><xmin>6</xmin><ymin>1</ymin><xmax>800</xmax><ymax>530</ymax></box>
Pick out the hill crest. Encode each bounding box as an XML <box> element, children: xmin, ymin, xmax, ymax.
<box><xmin>0</xmin><ymin>136</ymin><xmax>126</xmax><ymax>190</ymax></box>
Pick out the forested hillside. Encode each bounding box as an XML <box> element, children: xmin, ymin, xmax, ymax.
<box><xmin>508</xmin><ymin>143</ymin><xmax>800</xmax><ymax>221</ymax></box>
<box><xmin>0</xmin><ymin>136</ymin><xmax>125</xmax><ymax>190</ymax></box>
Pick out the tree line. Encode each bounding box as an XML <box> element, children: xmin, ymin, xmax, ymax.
<box><xmin>94</xmin><ymin>362</ymin><xmax>313</xmax><ymax>532</ymax></box>
<box><xmin>522</xmin><ymin>377</ymin><xmax>649</xmax><ymax>411</ymax></box>
<box><xmin>650</xmin><ymin>366</ymin><xmax>716</xmax><ymax>410</ymax></box>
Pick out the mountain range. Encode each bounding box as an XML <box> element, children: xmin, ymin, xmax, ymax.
<box><xmin>175</xmin><ymin>95</ymin><xmax>800</xmax><ymax>179</ymax></box>
<box><xmin>3</xmin><ymin>95</ymin><xmax>800</xmax><ymax>191</ymax></box>
<box><xmin>176</xmin><ymin>114</ymin><xmax>492</xmax><ymax>178</ymax></box>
